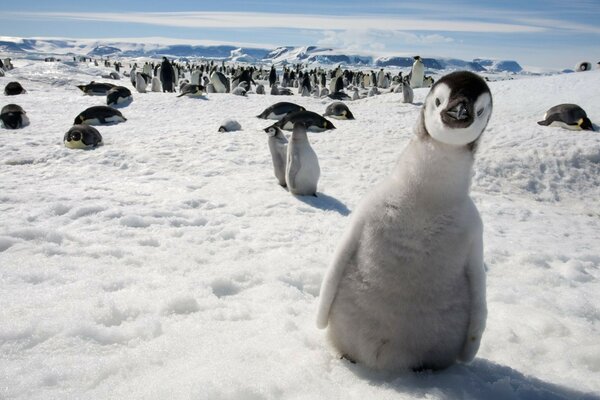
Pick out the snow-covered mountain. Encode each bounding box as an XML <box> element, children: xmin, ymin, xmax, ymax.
<box><xmin>0</xmin><ymin>36</ymin><xmax>523</xmax><ymax>73</ymax></box>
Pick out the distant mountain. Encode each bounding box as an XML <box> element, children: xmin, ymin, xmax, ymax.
<box><xmin>0</xmin><ymin>37</ymin><xmax>523</xmax><ymax>73</ymax></box>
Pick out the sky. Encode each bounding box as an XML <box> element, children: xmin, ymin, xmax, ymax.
<box><xmin>0</xmin><ymin>0</ymin><xmax>598</xmax><ymax>69</ymax></box>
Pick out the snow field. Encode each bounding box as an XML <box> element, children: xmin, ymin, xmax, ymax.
<box><xmin>1</xmin><ymin>60</ymin><xmax>599</xmax><ymax>399</ymax></box>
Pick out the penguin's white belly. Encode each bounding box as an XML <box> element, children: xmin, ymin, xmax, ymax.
<box><xmin>288</xmin><ymin>146</ymin><xmax>320</xmax><ymax>195</ymax></box>
<box><xmin>548</xmin><ymin>120</ymin><xmax>580</xmax><ymax>130</ymax></box>
<box><xmin>328</xmin><ymin>206</ymin><xmax>472</xmax><ymax>370</ymax></box>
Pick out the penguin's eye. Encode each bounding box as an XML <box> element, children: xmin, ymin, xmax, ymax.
<box><xmin>477</xmin><ymin>107</ymin><xmax>484</xmax><ymax>117</ymax></box>
<box><xmin>435</xmin><ymin>98</ymin><xmax>441</xmax><ymax>107</ymax></box>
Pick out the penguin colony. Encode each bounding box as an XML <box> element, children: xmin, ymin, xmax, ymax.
<box><xmin>1</xmin><ymin>56</ymin><xmax>597</xmax><ymax>373</ymax></box>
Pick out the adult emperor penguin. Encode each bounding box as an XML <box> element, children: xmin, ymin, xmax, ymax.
<box><xmin>285</xmin><ymin>122</ymin><xmax>320</xmax><ymax>196</ymax></box>
<box><xmin>64</xmin><ymin>125</ymin><xmax>103</xmax><ymax>149</ymax></box>
<box><xmin>273</xmin><ymin>110</ymin><xmax>336</xmax><ymax>132</ymax></box>
<box><xmin>257</xmin><ymin>102</ymin><xmax>305</xmax><ymax>120</ymax></box>
<box><xmin>324</xmin><ymin>102</ymin><xmax>355</xmax><ymax>120</ymax></box>
<box><xmin>316</xmin><ymin>71</ymin><xmax>493</xmax><ymax>371</ymax></box>
<box><xmin>77</xmin><ymin>81</ymin><xmax>116</xmax><ymax>96</ymax></box>
<box><xmin>0</xmin><ymin>104</ymin><xmax>29</xmax><ymax>129</ymax></box>
<box><xmin>210</xmin><ymin>70</ymin><xmax>230</xmax><ymax>93</ymax></box>
<box><xmin>4</xmin><ymin>81</ymin><xmax>27</xmax><ymax>96</ymax></box>
<box><xmin>409</xmin><ymin>56</ymin><xmax>425</xmax><ymax>88</ymax></box>
<box><xmin>74</xmin><ymin>106</ymin><xmax>127</xmax><ymax>125</ymax></box>
<box><xmin>265</xmin><ymin>125</ymin><xmax>289</xmax><ymax>187</ymax></box>
<box><xmin>537</xmin><ymin>104</ymin><xmax>594</xmax><ymax>131</ymax></box>
<box><xmin>106</xmin><ymin>86</ymin><xmax>132</xmax><ymax>107</ymax></box>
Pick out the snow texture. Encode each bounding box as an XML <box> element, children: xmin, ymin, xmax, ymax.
<box><xmin>1</xmin><ymin>59</ymin><xmax>599</xmax><ymax>400</ymax></box>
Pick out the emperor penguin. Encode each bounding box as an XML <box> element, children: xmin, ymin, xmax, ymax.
<box><xmin>537</xmin><ymin>104</ymin><xmax>594</xmax><ymax>131</ymax></box>
<box><xmin>265</xmin><ymin>125</ymin><xmax>289</xmax><ymax>187</ymax></box>
<box><xmin>151</xmin><ymin>76</ymin><xmax>162</xmax><ymax>92</ymax></box>
<box><xmin>285</xmin><ymin>122</ymin><xmax>320</xmax><ymax>196</ymax></box>
<box><xmin>317</xmin><ymin>71</ymin><xmax>493</xmax><ymax>371</ymax></box>
<box><xmin>211</xmin><ymin>70</ymin><xmax>230</xmax><ymax>93</ymax></box>
<box><xmin>135</xmin><ymin>72</ymin><xmax>147</xmax><ymax>93</ymax></box>
<box><xmin>410</xmin><ymin>56</ymin><xmax>425</xmax><ymax>88</ymax></box>
<box><xmin>402</xmin><ymin>80</ymin><xmax>414</xmax><ymax>103</ymax></box>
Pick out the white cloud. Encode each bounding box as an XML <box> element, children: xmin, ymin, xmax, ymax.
<box><xmin>11</xmin><ymin>11</ymin><xmax>546</xmax><ymax>34</ymax></box>
<box><xmin>317</xmin><ymin>29</ymin><xmax>454</xmax><ymax>52</ymax></box>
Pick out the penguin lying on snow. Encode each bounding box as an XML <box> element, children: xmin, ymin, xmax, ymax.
<box><xmin>64</xmin><ymin>125</ymin><xmax>103</xmax><ymax>149</ymax></box>
<box><xmin>77</xmin><ymin>82</ymin><xmax>116</xmax><ymax>96</ymax></box>
<box><xmin>271</xmin><ymin>110</ymin><xmax>336</xmax><ymax>132</ymax></box>
<box><xmin>4</xmin><ymin>81</ymin><xmax>27</xmax><ymax>96</ymax></box>
<box><xmin>257</xmin><ymin>102</ymin><xmax>306</xmax><ymax>120</ymax></box>
<box><xmin>177</xmin><ymin>84</ymin><xmax>205</xmax><ymax>98</ymax></box>
<box><xmin>1</xmin><ymin>104</ymin><xmax>29</xmax><ymax>129</ymax></box>
<box><xmin>317</xmin><ymin>71</ymin><xmax>492</xmax><ymax>371</ymax></box>
<box><xmin>74</xmin><ymin>106</ymin><xmax>126</xmax><ymax>125</ymax></box>
<box><xmin>324</xmin><ymin>102</ymin><xmax>354</xmax><ymax>120</ymax></box>
<box><xmin>218</xmin><ymin>119</ymin><xmax>242</xmax><ymax>132</ymax></box>
<box><xmin>537</xmin><ymin>104</ymin><xmax>594</xmax><ymax>131</ymax></box>
<box><xmin>106</xmin><ymin>86</ymin><xmax>132</xmax><ymax>107</ymax></box>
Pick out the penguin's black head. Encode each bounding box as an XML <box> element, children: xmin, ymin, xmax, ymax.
<box><xmin>68</xmin><ymin>131</ymin><xmax>82</xmax><ymax>142</ymax></box>
<box><xmin>74</xmin><ymin>115</ymin><xmax>84</xmax><ymax>125</ymax></box>
<box><xmin>1</xmin><ymin>112</ymin><xmax>22</xmax><ymax>129</ymax></box>
<box><xmin>264</xmin><ymin>125</ymin><xmax>279</xmax><ymax>136</ymax></box>
<box><xmin>422</xmin><ymin>71</ymin><xmax>492</xmax><ymax>147</ymax></box>
<box><xmin>579</xmin><ymin>117</ymin><xmax>595</xmax><ymax>131</ymax></box>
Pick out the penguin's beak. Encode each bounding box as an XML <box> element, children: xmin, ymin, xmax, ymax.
<box><xmin>446</xmin><ymin>102</ymin><xmax>470</xmax><ymax>121</ymax></box>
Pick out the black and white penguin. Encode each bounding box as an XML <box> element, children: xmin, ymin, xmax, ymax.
<box><xmin>74</xmin><ymin>106</ymin><xmax>127</xmax><ymax>125</ymax></box>
<box><xmin>77</xmin><ymin>82</ymin><xmax>116</xmax><ymax>96</ymax></box>
<box><xmin>106</xmin><ymin>86</ymin><xmax>133</xmax><ymax>107</ymax></box>
<box><xmin>177</xmin><ymin>84</ymin><xmax>205</xmax><ymax>98</ymax></box>
<box><xmin>327</xmin><ymin>92</ymin><xmax>351</xmax><ymax>101</ymax></box>
<box><xmin>159</xmin><ymin>57</ymin><xmax>175</xmax><ymax>92</ymax></box>
<box><xmin>210</xmin><ymin>70</ymin><xmax>230</xmax><ymax>93</ymax></box>
<box><xmin>4</xmin><ymin>82</ymin><xmax>27</xmax><ymax>96</ymax></box>
<box><xmin>324</xmin><ymin>102</ymin><xmax>355</xmax><ymax>120</ymax></box>
<box><xmin>409</xmin><ymin>56</ymin><xmax>425</xmax><ymax>88</ymax></box>
<box><xmin>537</xmin><ymin>104</ymin><xmax>594</xmax><ymax>131</ymax></box>
<box><xmin>269</xmin><ymin>66</ymin><xmax>277</xmax><ymax>87</ymax></box>
<box><xmin>271</xmin><ymin>110</ymin><xmax>336</xmax><ymax>132</ymax></box>
<box><xmin>575</xmin><ymin>61</ymin><xmax>593</xmax><ymax>72</ymax></box>
<box><xmin>317</xmin><ymin>71</ymin><xmax>493</xmax><ymax>371</ymax></box>
<box><xmin>257</xmin><ymin>102</ymin><xmax>306</xmax><ymax>120</ymax></box>
<box><xmin>64</xmin><ymin>125</ymin><xmax>103</xmax><ymax>149</ymax></box>
<box><xmin>0</xmin><ymin>104</ymin><xmax>28</xmax><ymax>129</ymax></box>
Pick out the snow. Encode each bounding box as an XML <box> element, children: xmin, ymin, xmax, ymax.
<box><xmin>1</xmin><ymin>59</ymin><xmax>600</xmax><ymax>400</ymax></box>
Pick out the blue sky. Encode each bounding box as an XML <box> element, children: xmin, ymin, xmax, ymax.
<box><xmin>1</xmin><ymin>0</ymin><xmax>598</xmax><ymax>69</ymax></box>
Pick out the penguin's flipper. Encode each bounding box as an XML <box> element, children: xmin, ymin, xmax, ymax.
<box><xmin>316</xmin><ymin>215</ymin><xmax>366</xmax><ymax>329</ymax></box>
<box><xmin>286</xmin><ymin>152</ymin><xmax>300</xmax><ymax>189</ymax></box>
<box><xmin>537</xmin><ymin>119</ymin><xmax>551</xmax><ymax>126</ymax></box>
<box><xmin>459</xmin><ymin>222</ymin><xmax>487</xmax><ymax>363</ymax></box>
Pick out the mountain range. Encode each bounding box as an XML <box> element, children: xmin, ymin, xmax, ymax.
<box><xmin>0</xmin><ymin>37</ymin><xmax>523</xmax><ymax>73</ymax></box>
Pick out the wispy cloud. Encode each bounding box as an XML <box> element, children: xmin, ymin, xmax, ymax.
<box><xmin>11</xmin><ymin>11</ymin><xmax>546</xmax><ymax>33</ymax></box>
<box><xmin>317</xmin><ymin>29</ymin><xmax>454</xmax><ymax>53</ymax></box>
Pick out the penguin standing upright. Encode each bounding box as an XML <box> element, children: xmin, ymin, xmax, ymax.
<box><xmin>265</xmin><ymin>125</ymin><xmax>289</xmax><ymax>187</ymax></box>
<box><xmin>409</xmin><ymin>56</ymin><xmax>425</xmax><ymax>88</ymax></box>
<box><xmin>269</xmin><ymin>66</ymin><xmax>277</xmax><ymax>87</ymax></box>
<box><xmin>317</xmin><ymin>71</ymin><xmax>493</xmax><ymax>371</ymax></box>
<box><xmin>160</xmin><ymin>57</ymin><xmax>175</xmax><ymax>93</ymax></box>
<box><xmin>285</xmin><ymin>122</ymin><xmax>320</xmax><ymax>196</ymax></box>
